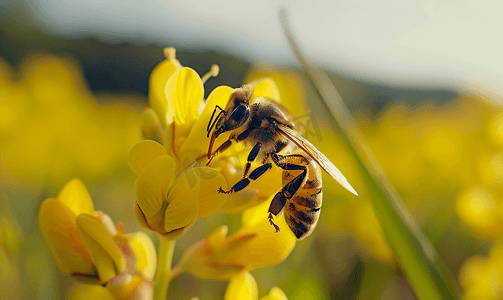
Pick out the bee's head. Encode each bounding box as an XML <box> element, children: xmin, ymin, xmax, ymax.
<box><xmin>207</xmin><ymin>85</ymin><xmax>253</xmax><ymax>158</ymax></box>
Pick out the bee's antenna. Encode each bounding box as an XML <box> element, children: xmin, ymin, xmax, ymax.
<box><xmin>207</xmin><ymin>106</ymin><xmax>225</xmax><ymax>137</ymax></box>
<box><xmin>207</xmin><ymin>110</ymin><xmax>225</xmax><ymax>137</ymax></box>
<box><xmin>207</xmin><ymin>105</ymin><xmax>224</xmax><ymax>132</ymax></box>
<box><xmin>207</xmin><ymin>107</ymin><xmax>218</xmax><ymax>132</ymax></box>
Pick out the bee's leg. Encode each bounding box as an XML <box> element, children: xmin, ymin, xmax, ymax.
<box><xmin>267</xmin><ymin>168</ymin><xmax>307</xmax><ymax>232</ymax></box>
<box><xmin>271</xmin><ymin>154</ymin><xmax>309</xmax><ymax>200</ymax></box>
<box><xmin>206</xmin><ymin>127</ymin><xmax>253</xmax><ymax>166</ymax></box>
<box><xmin>242</xmin><ymin>142</ymin><xmax>262</xmax><ymax>178</ymax></box>
<box><xmin>206</xmin><ymin>139</ymin><xmax>233</xmax><ymax>166</ymax></box>
<box><xmin>268</xmin><ymin>154</ymin><xmax>309</xmax><ymax>233</ymax></box>
<box><xmin>217</xmin><ymin>162</ymin><xmax>272</xmax><ymax>194</ymax></box>
<box><xmin>268</xmin><ymin>193</ymin><xmax>286</xmax><ymax>233</ymax></box>
<box><xmin>218</xmin><ymin>142</ymin><xmax>262</xmax><ymax>193</ymax></box>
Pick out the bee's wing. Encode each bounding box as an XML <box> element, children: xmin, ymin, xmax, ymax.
<box><xmin>277</xmin><ymin>124</ymin><xmax>358</xmax><ymax>196</ymax></box>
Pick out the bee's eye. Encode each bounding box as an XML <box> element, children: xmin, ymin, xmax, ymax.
<box><xmin>226</xmin><ymin>104</ymin><xmax>249</xmax><ymax>129</ymax></box>
<box><xmin>231</xmin><ymin>105</ymin><xmax>248</xmax><ymax>121</ymax></box>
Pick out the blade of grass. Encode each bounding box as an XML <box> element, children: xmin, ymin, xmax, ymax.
<box><xmin>280</xmin><ymin>10</ymin><xmax>461</xmax><ymax>300</ymax></box>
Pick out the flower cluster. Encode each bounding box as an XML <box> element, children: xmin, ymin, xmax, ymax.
<box><xmin>141</xmin><ymin>49</ymin><xmax>287</xmax><ymax>213</ymax></box>
<box><xmin>135</xmin><ymin>48</ymin><xmax>300</xmax><ymax>299</ymax></box>
<box><xmin>39</xmin><ymin>179</ymin><xmax>156</xmax><ymax>299</ymax></box>
<box><xmin>30</xmin><ymin>41</ymin><xmax>503</xmax><ymax>299</ymax></box>
<box><xmin>40</xmin><ymin>48</ymin><xmax>298</xmax><ymax>299</ymax></box>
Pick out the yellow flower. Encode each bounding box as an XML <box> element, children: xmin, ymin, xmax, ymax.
<box><xmin>224</xmin><ymin>271</ymin><xmax>288</xmax><ymax>300</ymax></box>
<box><xmin>143</xmin><ymin>49</ymin><xmax>285</xmax><ymax>213</ymax></box>
<box><xmin>128</xmin><ymin>140</ymin><xmax>227</xmax><ymax>240</ymax></box>
<box><xmin>179</xmin><ymin>200</ymin><xmax>296</xmax><ymax>280</ymax></box>
<box><xmin>455</xmin><ymin>187</ymin><xmax>503</xmax><ymax>239</ymax></box>
<box><xmin>39</xmin><ymin>179</ymin><xmax>157</xmax><ymax>298</ymax></box>
<box><xmin>459</xmin><ymin>255</ymin><xmax>487</xmax><ymax>290</ymax></box>
<box><xmin>39</xmin><ymin>179</ymin><xmax>97</xmax><ymax>281</ymax></box>
<box><xmin>75</xmin><ymin>213</ymin><xmax>126</xmax><ymax>283</ymax></box>
<box><xmin>460</xmin><ymin>242</ymin><xmax>503</xmax><ymax>300</ymax></box>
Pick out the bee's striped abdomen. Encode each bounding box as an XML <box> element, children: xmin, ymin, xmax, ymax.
<box><xmin>284</xmin><ymin>160</ymin><xmax>323</xmax><ymax>240</ymax></box>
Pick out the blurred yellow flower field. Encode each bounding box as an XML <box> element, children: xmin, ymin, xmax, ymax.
<box><xmin>0</xmin><ymin>53</ymin><xmax>142</xmax><ymax>189</ymax></box>
<box><xmin>2</xmin><ymin>45</ymin><xmax>503</xmax><ymax>299</ymax></box>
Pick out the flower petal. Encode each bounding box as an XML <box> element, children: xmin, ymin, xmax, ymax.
<box><xmin>58</xmin><ymin>178</ymin><xmax>95</xmax><ymax>216</ymax></box>
<box><xmin>192</xmin><ymin>167</ymin><xmax>227</xmax><ymax>218</ymax></box>
<box><xmin>241</xmin><ymin>194</ymin><xmax>273</xmax><ymax>228</ymax></box>
<box><xmin>206</xmin><ymin>225</ymin><xmax>229</xmax><ymax>246</ymax></box>
<box><xmin>134</xmin><ymin>202</ymin><xmax>150</xmax><ymax>230</ymax></box>
<box><xmin>250</xmin><ymin>78</ymin><xmax>281</xmax><ymax>102</ymax></box>
<box><xmin>76</xmin><ymin>214</ymin><xmax>125</xmax><ymax>283</ymax></box>
<box><xmin>149</xmin><ymin>59</ymin><xmax>177</xmax><ymax>127</ymax></box>
<box><xmin>259</xmin><ymin>287</ymin><xmax>288</xmax><ymax>300</ymax></box>
<box><xmin>167</xmin><ymin>165</ymin><xmax>202</xmax><ymax>202</ymax></box>
<box><xmin>39</xmin><ymin>198</ymin><xmax>94</xmax><ymax>276</ymax></box>
<box><xmin>246</xmin><ymin>164</ymin><xmax>283</xmax><ymax>202</ymax></box>
<box><xmin>224</xmin><ymin>271</ymin><xmax>258</xmax><ymax>300</ymax></box>
<box><xmin>134</xmin><ymin>155</ymin><xmax>176</xmax><ymax>218</ymax></box>
<box><xmin>179</xmin><ymin>225</ymin><xmax>254</xmax><ymax>280</ymax></box>
<box><xmin>164</xmin><ymin>194</ymin><xmax>199</xmax><ymax>233</ymax></box>
<box><xmin>164</xmin><ymin>169</ymin><xmax>201</xmax><ymax>232</ymax></box>
<box><xmin>218</xmin><ymin>163</ymin><xmax>281</xmax><ymax>213</ymax></box>
<box><xmin>127</xmin><ymin>231</ymin><xmax>157</xmax><ymax>281</ymax></box>
<box><xmin>97</xmin><ymin>211</ymin><xmax>117</xmax><ymax>236</ymax></box>
<box><xmin>141</xmin><ymin>107</ymin><xmax>160</xmax><ymax>140</ymax></box>
<box><xmin>230</xmin><ymin>199</ymin><xmax>296</xmax><ymax>269</ymax></box>
<box><xmin>166</xmin><ymin>67</ymin><xmax>203</xmax><ymax>126</ymax></box>
<box><xmin>106</xmin><ymin>274</ymin><xmax>147</xmax><ymax>300</ymax></box>
<box><xmin>219</xmin><ymin>189</ymin><xmax>265</xmax><ymax>213</ymax></box>
<box><xmin>128</xmin><ymin>140</ymin><xmax>168</xmax><ymax>177</ymax></box>
<box><xmin>178</xmin><ymin>85</ymin><xmax>233</xmax><ymax>165</ymax></box>
<box><xmin>70</xmin><ymin>284</ymin><xmax>115</xmax><ymax>300</ymax></box>
<box><xmin>163</xmin><ymin>122</ymin><xmax>177</xmax><ymax>159</ymax></box>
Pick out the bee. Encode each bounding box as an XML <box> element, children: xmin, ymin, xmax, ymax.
<box><xmin>206</xmin><ymin>84</ymin><xmax>358</xmax><ymax>240</ymax></box>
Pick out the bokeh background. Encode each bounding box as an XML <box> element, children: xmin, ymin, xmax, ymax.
<box><xmin>1</xmin><ymin>1</ymin><xmax>503</xmax><ymax>299</ymax></box>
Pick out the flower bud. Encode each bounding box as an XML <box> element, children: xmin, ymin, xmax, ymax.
<box><xmin>224</xmin><ymin>271</ymin><xmax>258</xmax><ymax>300</ymax></box>
<box><xmin>39</xmin><ymin>179</ymin><xmax>96</xmax><ymax>281</ymax></box>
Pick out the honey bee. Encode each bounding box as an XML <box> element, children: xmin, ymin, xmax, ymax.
<box><xmin>206</xmin><ymin>84</ymin><xmax>358</xmax><ymax>240</ymax></box>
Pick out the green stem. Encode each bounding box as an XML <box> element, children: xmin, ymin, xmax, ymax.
<box><xmin>153</xmin><ymin>237</ymin><xmax>176</xmax><ymax>300</ymax></box>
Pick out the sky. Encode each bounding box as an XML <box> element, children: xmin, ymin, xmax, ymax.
<box><xmin>9</xmin><ymin>0</ymin><xmax>503</xmax><ymax>96</ymax></box>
